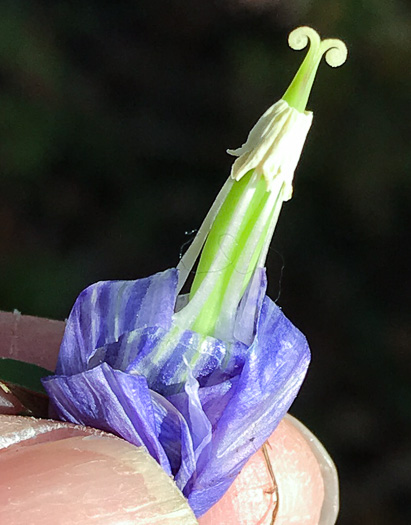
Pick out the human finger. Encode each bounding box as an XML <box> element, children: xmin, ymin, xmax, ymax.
<box><xmin>0</xmin><ymin>310</ymin><xmax>63</xmax><ymax>371</ymax></box>
<box><xmin>0</xmin><ymin>415</ymin><xmax>198</xmax><ymax>525</ymax></box>
<box><xmin>199</xmin><ymin>414</ymin><xmax>338</xmax><ymax>525</ymax></box>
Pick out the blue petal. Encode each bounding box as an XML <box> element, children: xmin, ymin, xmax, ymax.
<box><xmin>196</xmin><ymin>377</ymin><xmax>239</xmax><ymax>428</ymax></box>
<box><xmin>169</xmin><ymin>366</ymin><xmax>212</xmax><ymax>485</ymax></box>
<box><xmin>88</xmin><ymin>325</ymin><xmax>167</xmax><ymax>372</ymax></box>
<box><xmin>124</xmin><ymin>327</ymin><xmax>237</xmax><ymax>395</ymax></box>
<box><xmin>43</xmin><ymin>363</ymin><xmax>172</xmax><ymax>474</ymax></box>
<box><xmin>79</xmin><ymin>268</ymin><xmax>266</xmax><ymax>393</ymax></box>
<box><xmin>187</xmin><ymin>297</ymin><xmax>311</xmax><ymax>516</ymax></box>
<box><xmin>233</xmin><ymin>267</ymin><xmax>267</xmax><ymax>345</ymax></box>
<box><xmin>43</xmin><ymin>361</ymin><xmax>203</xmax><ymax>487</ymax></box>
<box><xmin>56</xmin><ymin>269</ymin><xmax>178</xmax><ymax>375</ymax></box>
<box><xmin>150</xmin><ymin>390</ymin><xmax>197</xmax><ymax>485</ymax></box>
<box><xmin>45</xmin><ymin>268</ymin><xmax>311</xmax><ymax>518</ymax></box>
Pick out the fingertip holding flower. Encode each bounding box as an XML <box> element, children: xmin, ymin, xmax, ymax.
<box><xmin>43</xmin><ymin>26</ymin><xmax>346</xmax><ymax>518</ymax></box>
<box><xmin>0</xmin><ymin>415</ymin><xmax>198</xmax><ymax>524</ymax></box>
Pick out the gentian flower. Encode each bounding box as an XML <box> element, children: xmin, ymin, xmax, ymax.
<box><xmin>43</xmin><ymin>27</ymin><xmax>347</xmax><ymax>517</ymax></box>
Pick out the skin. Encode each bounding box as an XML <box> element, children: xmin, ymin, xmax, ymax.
<box><xmin>0</xmin><ymin>311</ymin><xmax>333</xmax><ymax>524</ymax></box>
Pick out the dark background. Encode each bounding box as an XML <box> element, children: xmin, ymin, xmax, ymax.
<box><xmin>0</xmin><ymin>1</ymin><xmax>410</xmax><ymax>523</ymax></box>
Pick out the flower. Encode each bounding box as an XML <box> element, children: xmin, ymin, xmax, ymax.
<box><xmin>43</xmin><ymin>27</ymin><xmax>347</xmax><ymax>517</ymax></box>
<box><xmin>43</xmin><ymin>267</ymin><xmax>309</xmax><ymax>517</ymax></box>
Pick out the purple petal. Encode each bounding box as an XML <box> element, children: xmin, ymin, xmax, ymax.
<box><xmin>85</xmin><ymin>323</ymin><xmax>236</xmax><ymax>396</ymax></box>
<box><xmin>233</xmin><ymin>267</ymin><xmax>267</xmax><ymax>345</ymax></box>
<box><xmin>125</xmin><ymin>327</ymin><xmax>232</xmax><ymax>395</ymax></box>
<box><xmin>56</xmin><ymin>269</ymin><xmax>178</xmax><ymax>375</ymax></box>
<box><xmin>150</xmin><ymin>391</ymin><xmax>197</xmax><ymax>486</ymax></box>
<box><xmin>169</xmin><ymin>367</ymin><xmax>212</xmax><ymax>474</ymax></box>
<box><xmin>43</xmin><ymin>363</ymin><xmax>171</xmax><ymax>474</ymax></box>
<box><xmin>187</xmin><ymin>297</ymin><xmax>311</xmax><ymax>516</ymax></box>
<box><xmin>88</xmin><ymin>326</ymin><xmax>167</xmax><ymax>371</ymax></box>
<box><xmin>197</xmin><ymin>377</ymin><xmax>239</xmax><ymax>428</ymax></box>
<box><xmin>45</xmin><ymin>267</ymin><xmax>311</xmax><ymax>518</ymax></box>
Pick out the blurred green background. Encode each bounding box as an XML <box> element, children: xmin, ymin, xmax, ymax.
<box><xmin>0</xmin><ymin>1</ymin><xmax>410</xmax><ymax>523</ymax></box>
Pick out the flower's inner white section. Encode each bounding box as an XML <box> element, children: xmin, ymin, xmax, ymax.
<box><xmin>175</xmin><ymin>100</ymin><xmax>313</xmax><ymax>342</ymax></box>
<box><xmin>175</xmin><ymin>171</ymin><xmax>263</xmax><ymax>340</ymax></box>
<box><xmin>176</xmin><ymin>176</ymin><xmax>234</xmax><ymax>295</ymax></box>
<box><xmin>227</xmin><ymin>99</ymin><xmax>312</xmax><ymax>199</ymax></box>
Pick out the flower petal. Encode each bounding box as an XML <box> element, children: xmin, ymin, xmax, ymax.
<box><xmin>233</xmin><ymin>267</ymin><xmax>267</xmax><ymax>346</ymax></box>
<box><xmin>45</xmin><ymin>267</ymin><xmax>311</xmax><ymax>518</ymax></box>
<box><xmin>169</xmin><ymin>366</ymin><xmax>212</xmax><ymax>481</ymax></box>
<box><xmin>125</xmin><ymin>327</ymin><xmax>235</xmax><ymax>395</ymax></box>
<box><xmin>43</xmin><ymin>363</ymin><xmax>172</xmax><ymax>474</ymax></box>
<box><xmin>187</xmin><ymin>297</ymin><xmax>311</xmax><ymax>516</ymax></box>
<box><xmin>150</xmin><ymin>390</ymin><xmax>197</xmax><ymax>486</ymax></box>
<box><xmin>88</xmin><ymin>325</ymin><xmax>167</xmax><ymax>372</ymax></box>
<box><xmin>56</xmin><ymin>269</ymin><xmax>178</xmax><ymax>375</ymax></box>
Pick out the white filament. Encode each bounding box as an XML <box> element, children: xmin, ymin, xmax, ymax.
<box><xmin>176</xmin><ymin>176</ymin><xmax>234</xmax><ymax>294</ymax></box>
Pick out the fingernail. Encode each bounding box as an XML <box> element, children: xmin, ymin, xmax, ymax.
<box><xmin>0</xmin><ymin>416</ymin><xmax>197</xmax><ymax>524</ymax></box>
<box><xmin>284</xmin><ymin>414</ymin><xmax>339</xmax><ymax>525</ymax></box>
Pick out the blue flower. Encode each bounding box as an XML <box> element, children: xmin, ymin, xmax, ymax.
<box><xmin>43</xmin><ymin>267</ymin><xmax>309</xmax><ymax>516</ymax></box>
<box><xmin>43</xmin><ymin>27</ymin><xmax>347</xmax><ymax>517</ymax></box>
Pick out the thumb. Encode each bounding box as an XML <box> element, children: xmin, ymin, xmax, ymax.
<box><xmin>0</xmin><ymin>415</ymin><xmax>198</xmax><ymax>525</ymax></box>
